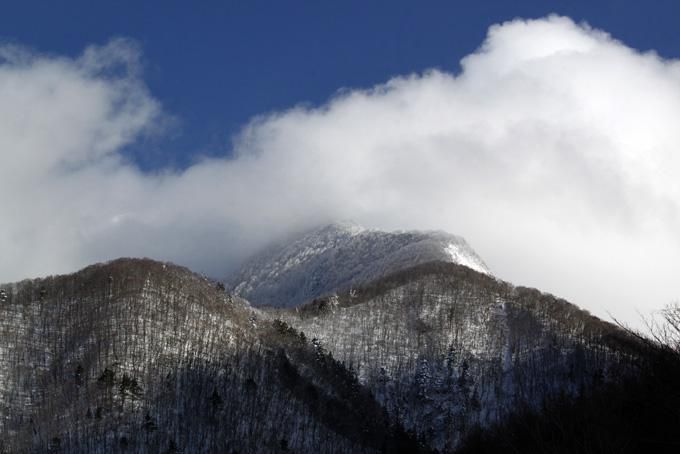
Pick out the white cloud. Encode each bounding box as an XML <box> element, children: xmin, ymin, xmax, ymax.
<box><xmin>1</xmin><ymin>16</ymin><xmax>679</xmax><ymax>327</ymax></box>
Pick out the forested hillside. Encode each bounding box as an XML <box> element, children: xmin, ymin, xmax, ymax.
<box><xmin>276</xmin><ymin>262</ymin><xmax>637</xmax><ymax>451</ymax></box>
<box><xmin>0</xmin><ymin>259</ymin><xmax>420</xmax><ymax>453</ymax></box>
<box><xmin>0</xmin><ymin>256</ymin><xmax>653</xmax><ymax>452</ymax></box>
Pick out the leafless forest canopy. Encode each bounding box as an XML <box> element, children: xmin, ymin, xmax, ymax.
<box><xmin>0</xmin><ymin>258</ymin><xmax>669</xmax><ymax>453</ymax></box>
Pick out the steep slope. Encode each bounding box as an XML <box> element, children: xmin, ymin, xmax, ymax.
<box><xmin>0</xmin><ymin>251</ymin><xmax>644</xmax><ymax>452</ymax></box>
<box><xmin>0</xmin><ymin>258</ymin><xmax>420</xmax><ymax>453</ymax></box>
<box><xmin>228</xmin><ymin>222</ymin><xmax>490</xmax><ymax>308</ymax></box>
<box><xmin>275</xmin><ymin>262</ymin><xmax>638</xmax><ymax>452</ymax></box>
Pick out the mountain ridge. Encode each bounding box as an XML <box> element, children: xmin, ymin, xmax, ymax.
<box><xmin>0</xmin><ymin>257</ymin><xmax>429</xmax><ymax>453</ymax></box>
<box><xmin>227</xmin><ymin>222</ymin><xmax>490</xmax><ymax>308</ymax></box>
<box><xmin>0</xmin><ymin>251</ymin><xmax>642</xmax><ymax>452</ymax></box>
<box><xmin>272</xmin><ymin>260</ymin><xmax>633</xmax><ymax>451</ymax></box>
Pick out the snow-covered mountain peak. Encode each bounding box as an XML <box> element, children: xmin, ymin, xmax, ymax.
<box><xmin>227</xmin><ymin>223</ymin><xmax>490</xmax><ymax>307</ymax></box>
<box><xmin>322</xmin><ymin>220</ymin><xmax>367</xmax><ymax>236</ymax></box>
<box><xmin>445</xmin><ymin>242</ymin><xmax>489</xmax><ymax>274</ymax></box>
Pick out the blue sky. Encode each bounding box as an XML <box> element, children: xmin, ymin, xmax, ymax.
<box><xmin>3</xmin><ymin>0</ymin><xmax>680</xmax><ymax>170</ymax></box>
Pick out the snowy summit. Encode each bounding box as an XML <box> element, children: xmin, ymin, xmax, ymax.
<box><xmin>227</xmin><ymin>222</ymin><xmax>490</xmax><ymax>308</ymax></box>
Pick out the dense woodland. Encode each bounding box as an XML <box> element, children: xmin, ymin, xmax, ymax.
<box><xmin>0</xmin><ymin>257</ymin><xmax>673</xmax><ymax>452</ymax></box>
<box><xmin>458</xmin><ymin>305</ymin><xmax>680</xmax><ymax>453</ymax></box>
<box><xmin>277</xmin><ymin>262</ymin><xmax>639</xmax><ymax>451</ymax></box>
<box><xmin>0</xmin><ymin>259</ymin><xmax>421</xmax><ymax>453</ymax></box>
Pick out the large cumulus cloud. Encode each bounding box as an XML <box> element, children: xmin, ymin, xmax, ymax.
<box><xmin>1</xmin><ymin>16</ymin><xmax>678</xmax><ymax>326</ymax></box>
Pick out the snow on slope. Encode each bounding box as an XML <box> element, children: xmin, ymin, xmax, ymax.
<box><xmin>227</xmin><ymin>222</ymin><xmax>490</xmax><ymax>308</ymax></box>
<box><xmin>0</xmin><ymin>258</ymin><xmax>388</xmax><ymax>453</ymax></box>
<box><xmin>279</xmin><ymin>262</ymin><xmax>631</xmax><ymax>451</ymax></box>
<box><xmin>445</xmin><ymin>242</ymin><xmax>488</xmax><ymax>274</ymax></box>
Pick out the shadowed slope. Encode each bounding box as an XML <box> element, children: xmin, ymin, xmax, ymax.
<box><xmin>0</xmin><ymin>258</ymin><xmax>421</xmax><ymax>453</ymax></box>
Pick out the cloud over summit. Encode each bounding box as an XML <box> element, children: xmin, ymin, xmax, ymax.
<box><xmin>1</xmin><ymin>16</ymin><xmax>678</xmax><ymax>326</ymax></box>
